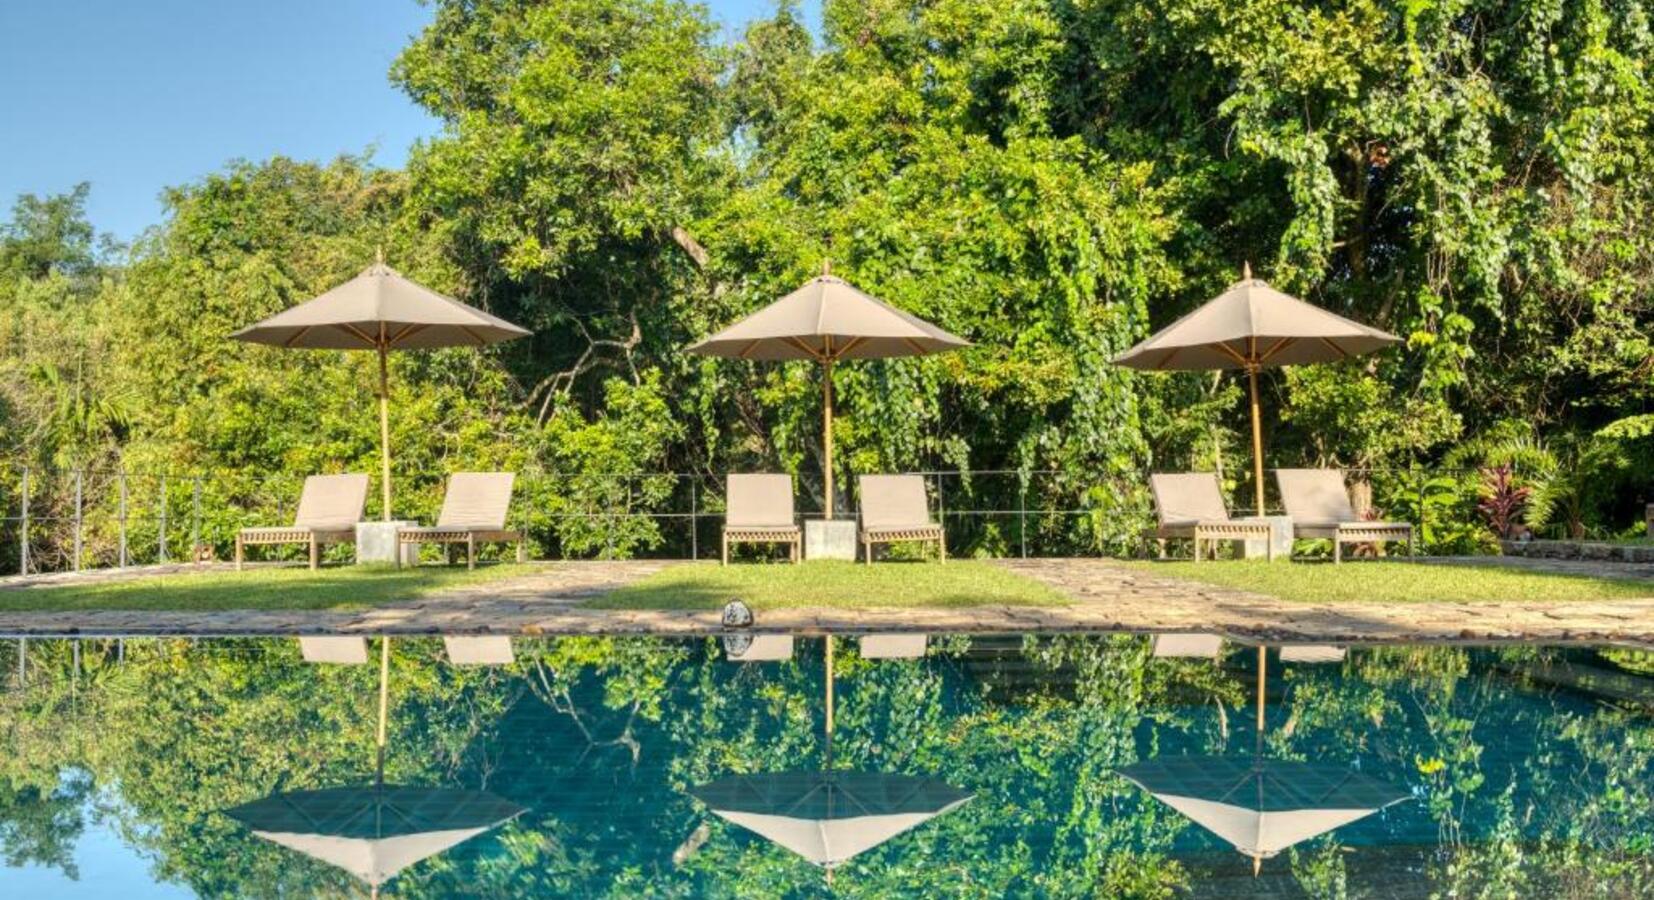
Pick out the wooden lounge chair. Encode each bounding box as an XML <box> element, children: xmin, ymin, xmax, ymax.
<box><xmin>857</xmin><ymin>475</ymin><xmax>945</xmax><ymax>563</ymax></box>
<box><xmin>235</xmin><ymin>474</ymin><xmax>368</xmax><ymax>571</ymax></box>
<box><xmin>721</xmin><ymin>473</ymin><xmax>801</xmax><ymax>565</ymax></box>
<box><xmin>1148</xmin><ymin>473</ymin><xmax>1274</xmax><ymax>562</ymax></box>
<box><xmin>1274</xmin><ymin>469</ymin><xmax>1414</xmax><ymax>564</ymax></box>
<box><xmin>397</xmin><ymin>472</ymin><xmax>527</xmax><ymax>569</ymax></box>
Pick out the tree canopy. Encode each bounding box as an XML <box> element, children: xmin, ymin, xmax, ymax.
<box><xmin>2</xmin><ymin>0</ymin><xmax>1652</xmax><ymax>566</ymax></box>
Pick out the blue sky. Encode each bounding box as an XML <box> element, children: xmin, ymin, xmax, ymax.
<box><xmin>0</xmin><ymin>0</ymin><xmax>811</xmax><ymax>243</ymax></box>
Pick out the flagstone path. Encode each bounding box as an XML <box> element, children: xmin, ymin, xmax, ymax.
<box><xmin>0</xmin><ymin>558</ymin><xmax>1650</xmax><ymax>647</ymax></box>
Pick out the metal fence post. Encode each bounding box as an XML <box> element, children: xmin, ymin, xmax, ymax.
<box><xmin>689</xmin><ymin>477</ymin><xmax>698</xmax><ymax>561</ymax></box>
<box><xmin>73</xmin><ymin>470</ymin><xmax>84</xmax><ymax>571</ymax></box>
<box><xmin>1414</xmin><ymin>464</ymin><xmax>1426</xmax><ymax>547</ymax></box>
<box><xmin>192</xmin><ymin>477</ymin><xmax>202</xmax><ymax>565</ymax></box>
<box><xmin>118</xmin><ymin>471</ymin><xmax>129</xmax><ymax>568</ymax></box>
<box><xmin>18</xmin><ymin>467</ymin><xmax>29</xmax><ymax>576</ymax></box>
<box><xmin>1019</xmin><ymin>474</ymin><xmax>1028</xmax><ymax>559</ymax></box>
<box><xmin>158</xmin><ymin>474</ymin><xmax>168</xmax><ymax>564</ymax></box>
<box><xmin>936</xmin><ymin>471</ymin><xmax>947</xmax><ymax>547</ymax></box>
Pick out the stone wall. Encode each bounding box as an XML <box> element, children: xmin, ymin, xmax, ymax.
<box><xmin>1501</xmin><ymin>539</ymin><xmax>1654</xmax><ymax>563</ymax></box>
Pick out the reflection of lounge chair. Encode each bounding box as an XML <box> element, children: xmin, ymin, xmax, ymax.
<box><xmin>236</xmin><ymin>474</ymin><xmax>369</xmax><ymax>571</ymax></box>
<box><xmin>1275</xmin><ymin>469</ymin><xmax>1414</xmax><ymax>564</ymax></box>
<box><xmin>721</xmin><ymin>474</ymin><xmax>801</xmax><ymax>565</ymax></box>
<box><xmin>859</xmin><ymin>634</ymin><xmax>927</xmax><ymax>659</ymax></box>
<box><xmin>857</xmin><ymin>475</ymin><xmax>945</xmax><ymax>563</ymax></box>
<box><xmin>1148</xmin><ymin>473</ymin><xmax>1273</xmax><ymax>562</ymax></box>
<box><xmin>298</xmin><ymin>636</ymin><xmax>369</xmax><ymax>664</ymax></box>
<box><xmin>724</xmin><ymin>634</ymin><xmax>795</xmax><ymax>662</ymax></box>
<box><xmin>1280</xmin><ymin>645</ymin><xmax>1346</xmax><ymax>664</ymax></box>
<box><xmin>443</xmin><ymin>636</ymin><xmax>514</xmax><ymax>666</ymax></box>
<box><xmin>398</xmin><ymin>473</ymin><xmax>527</xmax><ymax>569</ymax></box>
<box><xmin>1152</xmin><ymin>633</ymin><xmax>1224</xmax><ymax>659</ymax></box>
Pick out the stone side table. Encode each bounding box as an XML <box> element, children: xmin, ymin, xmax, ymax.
<box><xmin>1234</xmin><ymin>515</ymin><xmax>1294</xmax><ymax>561</ymax></box>
<box><xmin>356</xmin><ymin>521</ymin><xmax>420</xmax><ymax>566</ymax></box>
<box><xmin>804</xmin><ymin>519</ymin><xmax>858</xmax><ymax>561</ymax></box>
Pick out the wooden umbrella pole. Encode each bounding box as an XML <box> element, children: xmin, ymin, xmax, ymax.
<box><xmin>1256</xmin><ymin>645</ymin><xmax>1266</xmax><ymax>733</ymax></box>
<box><xmin>1247</xmin><ymin>364</ymin><xmax>1265</xmax><ymax>517</ymax></box>
<box><xmin>378</xmin><ymin>343</ymin><xmax>393</xmax><ymax>522</ymax></box>
<box><xmin>823</xmin><ymin>358</ymin><xmax>835</xmax><ymax>519</ymax></box>
<box><xmin>376</xmin><ymin>635</ymin><xmax>390</xmax><ymax>786</ymax></box>
<box><xmin>824</xmin><ymin>634</ymin><xmax>835</xmax><ymax>764</ymax></box>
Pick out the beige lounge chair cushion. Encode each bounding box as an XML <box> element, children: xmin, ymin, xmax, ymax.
<box><xmin>859</xmin><ymin>634</ymin><xmax>927</xmax><ymax>659</ymax></box>
<box><xmin>1280</xmin><ymin>645</ymin><xmax>1347</xmax><ymax>664</ymax></box>
<box><xmin>292</xmin><ymin>474</ymin><xmax>370</xmax><ymax>530</ymax></box>
<box><xmin>298</xmin><ymin>636</ymin><xmax>369</xmax><ymax>665</ymax></box>
<box><xmin>444</xmin><ymin>636</ymin><xmax>515</xmax><ymax>666</ymax></box>
<box><xmin>726</xmin><ymin>474</ymin><xmax>796</xmax><ymax>528</ymax></box>
<box><xmin>726</xmin><ymin>634</ymin><xmax>795</xmax><ymax>662</ymax></box>
<box><xmin>1150</xmin><ymin>473</ymin><xmax>1231</xmax><ymax>526</ymax></box>
<box><xmin>1152</xmin><ymin>633</ymin><xmax>1224</xmax><ymax>659</ymax></box>
<box><xmin>435</xmin><ymin>472</ymin><xmax>516</xmax><ymax>530</ymax></box>
<box><xmin>1274</xmin><ymin>469</ymin><xmax>1359</xmax><ymax>525</ymax></box>
<box><xmin>858</xmin><ymin>475</ymin><xmax>936</xmax><ymax>529</ymax></box>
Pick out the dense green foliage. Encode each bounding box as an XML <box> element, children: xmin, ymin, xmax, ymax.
<box><xmin>3</xmin><ymin>0</ymin><xmax>1652</xmax><ymax>569</ymax></box>
<box><xmin>0</xmin><ymin>636</ymin><xmax>1650</xmax><ymax>896</ymax></box>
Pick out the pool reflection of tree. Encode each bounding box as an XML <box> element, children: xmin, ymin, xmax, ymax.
<box><xmin>0</xmin><ymin>637</ymin><xmax>1650</xmax><ymax>897</ymax></box>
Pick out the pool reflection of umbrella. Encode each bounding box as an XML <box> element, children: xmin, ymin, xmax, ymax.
<box><xmin>224</xmin><ymin>785</ymin><xmax>524</xmax><ymax>896</ymax></box>
<box><xmin>690</xmin><ymin>636</ymin><xmax>971</xmax><ymax>880</ymax></box>
<box><xmin>229</xmin><ymin>636</ymin><xmax>525</xmax><ymax>897</ymax></box>
<box><xmin>1115</xmin><ymin>755</ymin><xmax>1407</xmax><ymax>874</ymax></box>
<box><xmin>1117</xmin><ymin>645</ymin><xmax>1407</xmax><ymax>875</ymax></box>
<box><xmin>690</xmin><ymin>771</ymin><xmax>971</xmax><ymax>870</ymax></box>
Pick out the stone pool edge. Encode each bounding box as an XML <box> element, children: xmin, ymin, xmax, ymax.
<box><xmin>0</xmin><ymin>558</ymin><xmax>1650</xmax><ymax>648</ymax></box>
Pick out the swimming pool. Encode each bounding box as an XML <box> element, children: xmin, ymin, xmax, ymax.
<box><xmin>0</xmin><ymin>634</ymin><xmax>1649</xmax><ymax>897</ymax></box>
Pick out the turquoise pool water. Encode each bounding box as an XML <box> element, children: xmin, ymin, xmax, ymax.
<box><xmin>0</xmin><ymin>634</ymin><xmax>1650</xmax><ymax>898</ymax></box>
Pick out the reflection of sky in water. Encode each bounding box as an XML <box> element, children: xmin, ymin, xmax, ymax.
<box><xmin>0</xmin><ymin>636</ymin><xmax>1648</xmax><ymax>898</ymax></box>
<box><xmin>9</xmin><ymin>814</ymin><xmax>191</xmax><ymax>899</ymax></box>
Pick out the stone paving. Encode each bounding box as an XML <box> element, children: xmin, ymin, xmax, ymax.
<box><xmin>1</xmin><ymin>558</ymin><xmax>1651</xmax><ymax>646</ymax></box>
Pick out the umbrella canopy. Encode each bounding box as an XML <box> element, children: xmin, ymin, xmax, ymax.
<box><xmin>225</xmin><ymin>785</ymin><xmax>525</xmax><ymax>889</ymax></box>
<box><xmin>1113</xmin><ymin>265</ymin><xmax>1399</xmax><ymax>515</ymax></box>
<box><xmin>232</xmin><ymin>258</ymin><xmax>530</xmax><ymax>519</ymax></box>
<box><xmin>685</xmin><ymin>266</ymin><xmax>969</xmax><ymax>517</ymax></box>
<box><xmin>1115</xmin><ymin>756</ymin><xmax>1407</xmax><ymax>866</ymax></box>
<box><xmin>690</xmin><ymin>771</ymin><xmax>971</xmax><ymax>869</ymax></box>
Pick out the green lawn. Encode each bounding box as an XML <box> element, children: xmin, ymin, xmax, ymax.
<box><xmin>593</xmin><ymin>560</ymin><xmax>1069</xmax><ymax>610</ymax></box>
<box><xmin>0</xmin><ymin>564</ymin><xmax>543</xmax><ymax>612</ymax></box>
<box><xmin>1124</xmin><ymin>559</ymin><xmax>1654</xmax><ymax>604</ymax></box>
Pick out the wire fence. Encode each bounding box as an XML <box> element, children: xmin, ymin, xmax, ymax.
<box><xmin>0</xmin><ymin>463</ymin><xmax>1515</xmax><ymax>577</ymax></box>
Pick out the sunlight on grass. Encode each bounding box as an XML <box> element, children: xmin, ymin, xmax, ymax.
<box><xmin>592</xmin><ymin>560</ymin><xmax>1068</xmax><ymax>610</ymax></box>
<box><xmin>1122</xmin><ymin>560</ymin><xmax>1654</xmax><ymax>603</ymax></box>
<box><xmin>0</xmin><ymin>564</ymin><xmax>546</xmax><ymax>612</ymax></box>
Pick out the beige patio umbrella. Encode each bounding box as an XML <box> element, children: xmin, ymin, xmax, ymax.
<box><xmin>232</xmin><ymin>254</ymin><xmax>530</xmax><ymax>519</ymax></box>
<box><xmin>1113</xmin><ymin>265</ymin><xmax>1399</xmax><ymax>515</ymax></box>
<box><xmin>686</xmin><ymin>264</ymin><xmax>970</xmax><ymax>517</ymax></box>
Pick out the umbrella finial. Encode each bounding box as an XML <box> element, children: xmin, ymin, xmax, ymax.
<box><xmin>1253</xmin><ymin>854</ymin><xmax>1262</xmax><ymax>877</ymax></box>
<box><xmin>1242</xmin><ymin>260</ymin><xmax>1252</xmax><ymax>281</ymax></box>
<box><xmin>822</xmin><ymin>258</ymin><xmax>831</xmax><ymax>277</ymax></box>
<box><xmin>376</xmin><ymin>245</ymin><xmax>384</xmax><ymax>266</ymax></box>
